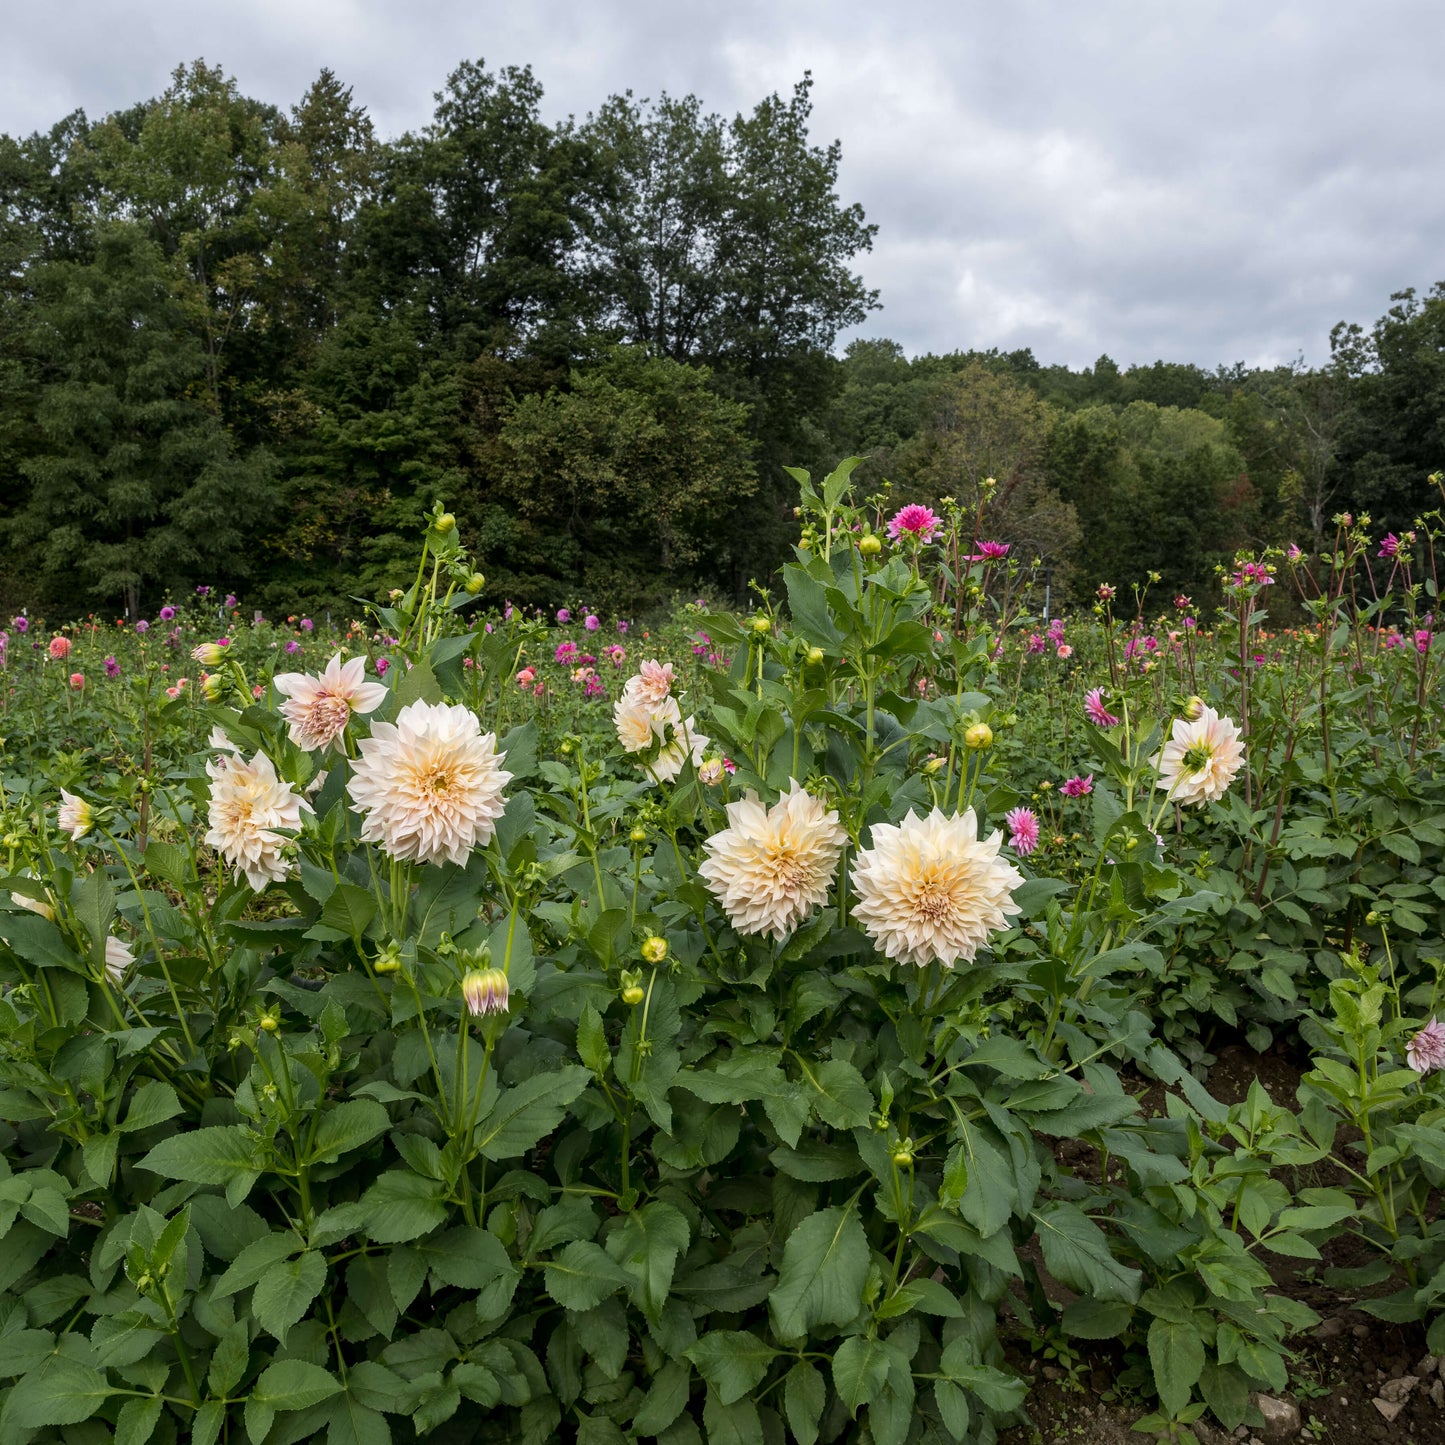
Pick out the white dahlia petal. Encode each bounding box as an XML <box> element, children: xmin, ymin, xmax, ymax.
<box><xmin>205</xmin><ymin>750</ymin><xmax>309</xmax><ymax>890</ymax></box>
<box><xmin>850</xmin><ymin>807</ymin><xmax>1023</xmax><ymax>967</ymax></box>
<box><xmin>347</xmin><ymin>700</ymin><xmax>511</xmax><ymax>866</ymax></box>
<box><xmin>698</xmin><ymin>781</ymin><xmax>846</xmax><ymax>941</ymax></box>
<box><xmin>1155</xmin><ymin>705</ymin><xmax>1245</xmax><ymax>806</ymax></box>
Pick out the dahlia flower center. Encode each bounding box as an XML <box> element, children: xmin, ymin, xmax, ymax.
<box><xmin>911</xmin><ymin>870</ymin><xmax>957</xmax><ymax>923</ymax></box>
<box><xmin>1182</xmin><ymin>742</ymin><xmax>1214</xmax><ymax>773</ymax></box>
<box><xmin>428</xmin><ymin>769</ymin><xmax>453</xmax><ymax>793</ymax></box>
<box><xmin>763</xmin><ymin>843</ymin><xmax>809</xmax><ymax>892</ymax></box>
<box><xmin>313</xmin><ymin>695</ymin><xmax>352</xmax><ymax>733</ymax></box>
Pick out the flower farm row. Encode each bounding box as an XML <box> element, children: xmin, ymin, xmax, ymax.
<box><xmin>0</xmin><ymin>478</ymin><xmax>1443</xmax><ymax>1445</ymax></box>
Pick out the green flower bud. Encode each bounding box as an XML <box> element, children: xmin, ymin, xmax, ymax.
<box><xmin>641</xmin><ymin>936</ymin><xmax>668</xmax><ymax>965</ymax></box>
<box><xmin>964</xmin><ymin>722</ymin><xmax>993</xmax><ymax>750</ymax></box>
<box><xmin>859</xmin><ymin>534</ymin><xmax>882</xmax><ymax>557</ymax></box>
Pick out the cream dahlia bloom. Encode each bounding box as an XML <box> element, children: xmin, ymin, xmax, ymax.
<box><xmin>57</xmin><ymin>790</ymin><xmax>93</xmax><ymax>840</ymax></box>
<box><xmin>205</xmin><ymin>747</ymin><xmax>309</xmax><ymax>890</ymax></box>
<box><xmin>9</xmin><ymin>874</ymin><xmax>55</xmax><ymax>921</ymax></box>
<box><xmin>348</xmin><ymin>700</ymin><xmax>511</xmax><ymax>866</ymax></box>
<box><xmin>614</xmin><ymin>693</ymin><xmax>661</xmax><ymax>754</ymax></box>
<box><xmin>851</xmin><ymin>807</ymin><xmax>1023</xmax><ymax>967</ymax></box>
<box><xmin>699</xmin><ymin>781</ymin><xmax>846</xmax><ymax>940</ymax></box>
<box><xmin>643</xmin><ymin>714</ymin><xmax>709</xmax><ymax>785</ymax></box>
<box><xmin>274</xmin><ymin>652</ymin><xmax>389</xmax><ymax>753</ymax></box>
<box><xmin>1155</xmin><ymin>704</ymin><xmax>1245</xmax><ymax>806</ymax></box>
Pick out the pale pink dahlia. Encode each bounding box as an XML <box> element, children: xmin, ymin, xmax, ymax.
<box><xmin>1407</xmin><ymin>1018</ymin><xmax>1445</xmax><ymax>1074</ymax></box>
<box><xmin>887</xmin><ymin>505</ymin><xmax>941</xmax><ymax>543</ymax></box>
<box><xmin>274</xmin><ymin>652</ymin><xmax>389</xmax><ymax>753</ymax></box>
<box><xmin>625</xmin><ymin>660</ymin><xmax>676</xmax><ymax>710</ymax></box>
<box><xmin>850</xmin><ymin>808</ymin><xmax>1023</xmax><ymax>967</ymax></box>
<box><xmin>1083</xmin><ymin>688</ymin><xmax>1120</xmax><ymax>728</ymax></box>
<box><xmin>1005</xmin><ymin>807</ymin><xmax>1040</xmax><ymax>857</ymax></box>
<box><xmin>348</xmin><ymin>700</ymin><xmax>511</xmax><ymax>866</ymax></box>
<box><xmin>205</xmin><ymin>747</ymin><xmax>309</xmax><ymax>890</ymax></box>
<box><xmin>1155</xmin><ymin>705</ymin><xmax>1245</xmax><ymax>807</ymax></box>
<box><xmin>698</xmin><ymin>781</ymin><xmax>846</xmax><ymax>940</ymax></box>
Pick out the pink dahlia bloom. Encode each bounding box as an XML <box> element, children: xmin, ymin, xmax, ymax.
<box><xmin>274</xmin><ymin>653</ymin><xmax>389</xmax><ymax>753</ymax></box>
<box><xmin>973</xmin><ymin>540</ymin><xmax>1010</xmax><ymax>560</ymax></box>
<box><xmin>1060</xmin><ymin>774</ymin><xmax>1093</xmax><ymax>798</ymax></box>
<box><xmin>1083</xmin><ymin>688</ymin><xmax>1119</xmax><ymax>728</ymax></box>
<box><xmin>1026</xmin><ymin>634</ymin><xmax>1046</xmax><ymax>654</ymax></box>
<box><xmin>887</xmin><ymin>505</ymin><xmax>941</xmax><ymax>543</ymax></box>
<box><xmin>1005</xmin><ymin>806</ymin><xmax>1040</xmax><ymax>856</ymax></box>
<box><xmin>1407</xmin><ymin>1018</ymin><xmax>1445</xmax><ymax>1074</ymax></box>
<box><xmin>1378</xmin><ymin>533</ymin><xmax>1401</xmax><ymax>560</ymax></box>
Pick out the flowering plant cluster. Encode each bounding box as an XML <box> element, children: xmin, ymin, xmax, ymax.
<box><xmin>0</xmin><ymin>472</ymin><xmax>1442</xmax><ymax>1443</ymax></box>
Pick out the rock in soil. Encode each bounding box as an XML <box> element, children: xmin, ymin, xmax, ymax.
<box><xmin>1249</xmin><ymin>1393</ymin><xmax>1301</xmax><ymax>1438</ymax></box>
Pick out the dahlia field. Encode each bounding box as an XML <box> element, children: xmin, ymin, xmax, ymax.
<box><xmin>1</xmin><ymin>477</ymin><xmax>1444</xmax><ymax>1445</ymax></box>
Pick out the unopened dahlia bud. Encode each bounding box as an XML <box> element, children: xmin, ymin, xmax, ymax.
<box><xmin>698</xmin><ymin>758</ymin><xmax>724</xmax><ymax>786</ymax></box>
<box><xmin>1183</xmin><ymin>696</ymin><xmax>1205</xmax><ymax>721</ymax></box>
<box><xmin>202</xmin><ymin>673</ymin><xmax>226</xmax><ymax>703</ymax></box>
<box><xmin>434</xmin><ymin>512</ymin><xmax>456</xmax><ymax>534</ymax></box>
<box><xmin>641</xmin><ymin>935</ymin><xmax>668</xmax><ymax>965</ymax></box>
<box><xmin>629</xmin><ymin>824</ymin><xmax>648</xmax><ymax>845</ymax></box>
<box><xmin>858</xmin><ymin>534</ymin><xmax>882</xmax><ymax>557</ymax></box>
<box><xmin>192</xmin><ymin>642</ymin><xmax>226</xmax><ymax>667</ymax></box>
<box><xmin>464</xmin><ymin>572</ymin><xmax>486</xmax><ymax>595</ymax></box>
<box><xmin>462</xmin><ymin>967</ymin><xmax>510</xmax><ymax>1017</ymax></box>
<box><xmin>964</xmin><ymin>722</ymin><xmax>993</xmax><ymax>750</ymax></box>
<box><xmin>751</xmin><ymin>617</ymin><xmax>771</xmax><ymax>637</ymax></box>
<box><xmin>621</xmin><ymin>968</ymin><xmax>646</xmax><ymax>1005</ymax></box>
<box><xmin>891</xmin><ymin>1139</ymin><xmax>915</xmax><ymax>1167</ymax></box>
<box><xmin>806</xmin><ymin>646</ymin><xmax>825</xmax><ymax>667</ymax></box>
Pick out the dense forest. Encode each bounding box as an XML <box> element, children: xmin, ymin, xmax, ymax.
<box><xmin>2</xmin><ymin>59</ymin><xmax>1442</xmax><ymax>618</ymax></box>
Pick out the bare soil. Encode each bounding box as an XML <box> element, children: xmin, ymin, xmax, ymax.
<box><xmin>1000</xmin><ymin>1040</ymin><xmax>1445</xmax><ymax>1444</ymax></box>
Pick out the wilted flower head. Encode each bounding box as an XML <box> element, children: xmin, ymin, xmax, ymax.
<box><xmin>850</xmin><ymin>807</ymin><xmax>1023</xmax><ymax>967</ymax></box>
<box><xmin>104</xmin><ymin>936</ymin><xmax>134</xmax><ymax>986</ymax></box>
<box><xmin>274</xmin><ymin>653</ymin><xmax>388</xmax><ymax>753</ymax></box>
<box><xmin>348</xmin><ymin>700</ymin><xmax>511</xmax><ymax>865</ymax></box>
<box><xmin>1407</xmin><ymin>1018</ymin><xmax>1445</xmax><ymax>1074</ymax></box>
<box><xmin>462</xmin><ymin>967</ymin><xmax>510</xmax><ymax>1017</ymax></box>
<box><xmin>698</xmin><ymin>781</ymin><xmax>846</xmax><ymax>941</ymax></box>
<box><xmin>57</xmin><ymin>790</ymin><xmax>93</xmax><ymax>840</ymax></box>
<box><xmin>887</xmin><ymin>505</ymin><xmax>941</xmax><ymax>543</ymax></box>
<box><xmin>1005</xmin><ymin>807</ymin><xmax>1040</xmax><ymax>857</ymax></box>
<box><xmin>1156</xmin><ymin>705</ymin><xmax>1245</xmax><ymax>806</ymax></box>
<box><xmin>1083</xmin><ymin>688</ymin><xmax>1119</xmax><ymax>728</ymax></box>
<box><xmin>205</xmin><ymin>747</ymin><xmax>308</xmax><ymax>890</ymax></box>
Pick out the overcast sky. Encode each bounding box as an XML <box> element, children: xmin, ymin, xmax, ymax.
<box><xmin>4</xmin><ymin>0</ymin><xmax>1441</xmax><ymax>370</ymax></box>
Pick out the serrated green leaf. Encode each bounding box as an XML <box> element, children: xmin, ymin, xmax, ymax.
<box><xmin>769</xmin><ymin>1206</ymin><xmax>870</xmax><ymax>1342</ymax></box>
<box><xmin>475</xmin><ymin>1066</ymin><xmax>590</xmax><ymax>1160</ymax></box>
<box><xmin>542</xmin><ymin>1241</ymin><xmax>633</xmax><ymax>1311</ymax></box>
<box><xmin>307</xmin><ymin>1100</ymin><xmax>390</xmax><ymax>1165</ymax></box>
<box><xmin>685</xmin><ymin>1330</ymin><xmax>774</xmax><ymax>1405</ymax></box>
<box><xmin>252</xmin><ymin>1358</ymin><xmax>343</xmax><ymax>1411</ymax></box>
<box><xmin>1148</xmin><ymin>1315</ymin><xmax>1205</xmax><ymax>1415</ymax></box>
<box><xmin>253</xmin><ymin>1249</ymin><xmax>327</xmax><ymax>1345</ymax></box>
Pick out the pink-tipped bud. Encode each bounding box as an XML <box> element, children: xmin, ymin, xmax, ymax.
<box><xmin>462</xmin><ymin>967</ymin><xmax>509</xmax><ymax>1017</ymax></box>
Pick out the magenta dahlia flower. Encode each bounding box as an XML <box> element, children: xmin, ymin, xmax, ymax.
<box><xmin>886</xmin><ymin>505</ymin><xmax>941</xmax><ymax>543</ymax></box>
<box><xmin>1005</xmin><ymin>807</ymin><xmax>1040</xmax><ymax>856</ymax></box>
<box><xmin>1083</xmin><ymin>688</ymin><xmax>1120</xmax><ymax>728</ymax></box>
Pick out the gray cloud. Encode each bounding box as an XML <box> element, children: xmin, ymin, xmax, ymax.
<box><xmin>4</xmin><ymin>0</ymin><xmax>1443</xmax><ymax>369</ymax></box>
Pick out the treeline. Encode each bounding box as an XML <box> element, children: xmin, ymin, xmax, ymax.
<box><xmin>2</xmin><ymin>59</ymin><xmax>1442</xmax><ymax>618</ymax></box>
